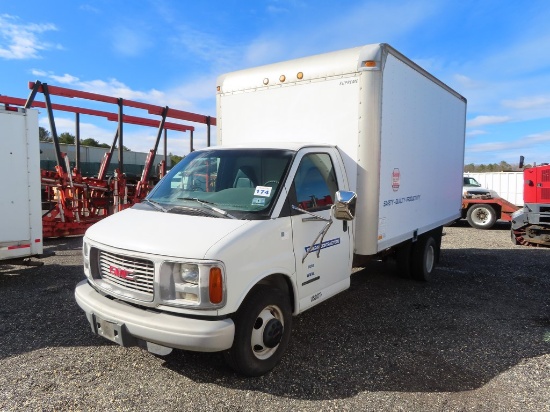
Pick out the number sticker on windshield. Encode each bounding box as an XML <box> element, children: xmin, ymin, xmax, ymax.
<box><xmin>254</xmin><ymin>186</ymin><xmax>272</xmax><ymax>197</ymax></box>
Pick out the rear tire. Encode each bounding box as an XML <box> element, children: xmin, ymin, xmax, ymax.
<box><xmin>466</xmin><ymin>204</ymin><xmax>497</xmax><ymax>229</ymax></box>
<box><xmin>395</xmin><ymin>241</ymin><xmax>412</xmax><ymax>278</ymax></box>
<box><xmin>411</xmin><ymin>235</ymin><xmax>437</xmax><ymax>281</ymax></box>
<box><xmin>223</xmin><ymin>285</ymin><xmax>292</xmax><ymax>377</ymax></box>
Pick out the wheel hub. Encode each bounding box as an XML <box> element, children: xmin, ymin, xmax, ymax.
<box><xmin>475</xmin><ymin>209</ymin><xmax>488</xmax><ymax>222</ymax></box>
<box><xmin>251</xmin><ymin>306</ymin><xmax>285</xmax><ymax>359</ymax></box>
<box><xmin>263</xmin><ymin>319</ymin><xmax>283</xmax><ymax>348</ymax></box>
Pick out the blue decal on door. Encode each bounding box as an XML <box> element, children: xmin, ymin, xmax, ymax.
<box><xmin>304</xmin><ymin>238</ymin><xmax>340</xmax><ymax>253</ymax></box>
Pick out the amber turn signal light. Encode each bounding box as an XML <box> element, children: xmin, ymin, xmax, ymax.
<box><xmin>209</xmin><ymin>267</ymin><xmax>223</xmax><ymax>304</ymax></box>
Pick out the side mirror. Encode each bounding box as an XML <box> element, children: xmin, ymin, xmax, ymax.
<box><xmin>333</xmin><ymin>191</ymin><xmax>357</xmax><ymax>221</ymax></box>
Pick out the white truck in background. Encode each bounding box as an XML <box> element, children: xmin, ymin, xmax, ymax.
<box><xmin>462</xmin><ymin>175</ymin><xmax>519</xmax><ymax>229</ymax></box>
<box><xmin>0</xmin><ymin>104</ymin><xmax>44</xmax><ymax>264</ymax></box>
<box><xmin>75</xmin><ymin>44</ymin><xmax>467</xmax><ymax>376</ymax></box>
<box><xmin>464</xmin><ymin>172</ymin><xmax>524</xmax><ymax>206</ymax></box>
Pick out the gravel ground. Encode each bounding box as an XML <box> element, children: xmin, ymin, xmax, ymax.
<box><xmin>0</xmin><ymin>220</ymin><xmax>549</xmax><ymax>411</ymax></box>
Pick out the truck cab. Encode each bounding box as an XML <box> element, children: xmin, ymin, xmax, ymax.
<box><xmin>76</xmin><ymin>143</ymin><xmax>357</xmax><ymax>376</ymax></box>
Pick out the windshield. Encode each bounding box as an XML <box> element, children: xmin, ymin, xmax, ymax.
<box><xmin>463</xmin><ymin>177</ymin><xmax>481</xmax><ymax>187</ymax></box>
<box><xmin>146</xmin><ymin>148</ymin><xmax>294</xmax><ymax>219</ymax></box>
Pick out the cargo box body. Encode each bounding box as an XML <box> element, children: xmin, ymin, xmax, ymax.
<box><xmin>216</xmin><ymin>43</ymin><xmax>466</xmax><ymax>255</ymax></box>
<box><xmin>0</xmin><ymin>105</ymin><xmax>43</xmax><ymax>261</ymax></box>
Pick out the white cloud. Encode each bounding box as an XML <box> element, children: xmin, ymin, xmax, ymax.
<box><xmin>0</xmin><ymin>14</ymin><xmax>60</xmax><ymax>59</ymax></box>
<box><xmin>80</xmin><ymin>4</ymin><xmax>100</xmax><ymax>14</ymax></box>
<box><xmin>110</xmin><ymin>26</ymin><xmax>153</xmax><ymax>57</ymax></box>
<box><xmin>467</xmin><ymin>115</ymin><xmax>511</xmax><ymax>128</ymax></box>
<box><xmin>468</xmin><ymin>131</ymin><xmax>550</xmax><ymax>154</ymax></box>
<box><xmin>466</xmin><ymin>130</ymin><xmax>488</xmax><ymax>137</ymax></box>
<box><xmin>243</xmin><ymin>38</ymin><xmax>286</xmax><ymax>66</ymax></box>
<box><xmin>51</xmin><ymin>73</ymin><xmax>80</xmax><ymax>84</ymax></box>
<box><xmin>464</xmin><ymin>130</ymin><xmax>550</xmax><ymax>169</ymax></box>
<box><xmin>502</xmin><ymin>96</ymin><xmax>550</xmax><ymax>110</ymax></box>
<box><xmin>266</xmin><ymin>5</ymin><xmax>289</xmax><ymax>14</ymax></box>
<box><xmin>301</xmin><ymin>0</ymin><xmax>439</xmax><ymax>53</ymax></box>
<box><xmin>453</xmin><ymin>74</ymin><xmax>484</xmax><ymax>90</ymax></box>
<box><xmin>172</xmin><ymin>25</ymin><xmax>234</xmax><ymax>64</ymax></box>
<box><xmin>29</xmin><ymin>70</ymin><xmax>197</xmax><ymax>109</ymax></box>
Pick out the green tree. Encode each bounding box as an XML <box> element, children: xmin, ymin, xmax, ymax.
<box><xmin>499</xmin><ymin>160</ymin><xmax>512</xmax><ymax>172</ymax></box>
<box><xmin>58</xmin><ymin>132</ymin><xmax>75</xmax><ymax>144</ymax></box>
<box><xmin>39</xmin><ymin>127</ymin><xmax>52</xmax><ymax>142</ymax></box>
<box><xmin>170</xmin><ymin>152</ymin><xmax>184</xmax><ymax>167</ymax></box>
<box><xmin>81</xmin><ymin>138</ymin><xmax>101</xmax><ymax>147</ymax></box>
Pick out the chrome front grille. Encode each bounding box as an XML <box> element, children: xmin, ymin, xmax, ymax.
<box><xmin>97</xmin><ymin>250</ymin><xmax>155</xmax><ymax>300</ymax></box>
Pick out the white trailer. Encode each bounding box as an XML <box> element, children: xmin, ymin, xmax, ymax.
<box><xmin>75</xmin><ymin>44</ymin><xmax>467</xmax><ymax>376</ymax></box>
<box><xmin>464</xmin><ymin>172</ymin><xmax>524</xmax><ymax>206</ymax></box>
<box><xmin>0</xmin><ymin>105</ymin><xmax>44</xmax><ymax>262</ymax></box>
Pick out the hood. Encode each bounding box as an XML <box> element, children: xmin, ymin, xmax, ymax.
<box><xmin>463</xmin><ymin>186</ymin><xmax>499</xmax><ymax>198</ymax></box>
<box><xmin>85</xmin><ymin>207</ymin><xmax>249</xmax><ymax>259</ymax></box>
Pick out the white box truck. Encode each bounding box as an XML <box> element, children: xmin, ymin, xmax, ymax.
<box><xmin>75</xmin><ymin>44</ymin><xmax>467</xmax><ymax>376</ymax></box>
<box><xmin>0</xmin><ymin>104</ymin><xmax>44</xmax><ymax>263</ymax></box>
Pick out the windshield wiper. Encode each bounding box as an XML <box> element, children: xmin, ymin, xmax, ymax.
<box><xmin>178</xmin><ymin>197</ymin><xmax>237</xmax><ymax>219</ymax></box>
<box><xmin>143</xmin><ymin>199</ymin><xmax>168</xmax><ymax>213</ymax></box>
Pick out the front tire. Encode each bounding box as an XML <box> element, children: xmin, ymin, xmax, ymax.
<box><xmin>223</xmin><ymin>285</ymin><xmax>292</xmax><ymax>377</ymax></box>
<box><xmin>466</xmin><ymin>204</ymin><xmax>497</xmax><ymax>229</ymax></box>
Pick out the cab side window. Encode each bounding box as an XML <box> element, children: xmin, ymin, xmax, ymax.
<box><xmin>293</xmin><ymin>153</ymin><xmax>338</xmax><ymax>212</ymax></box>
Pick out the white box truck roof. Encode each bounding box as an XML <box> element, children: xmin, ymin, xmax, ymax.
<box><xmin>217</xmin><ymin>43</ymin><xmax>467</xmax><ymax>255</ymax></box>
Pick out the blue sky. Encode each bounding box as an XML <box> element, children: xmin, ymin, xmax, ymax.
<box><xmin>1</xmin><ymin>1</ymin><xmax>550</xmax><ymax>165</ymax></box>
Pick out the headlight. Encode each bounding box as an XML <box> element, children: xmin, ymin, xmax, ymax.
<box><xmin>83</xmin><ymin>240</ymin><xmax>90</xmax><ymax>258</ymax></box>
<box><xmin>83</xmin><ymin>240</ymin><xmax>91</xmax><ymax>277</ymax></box>
<box><xmin>160</xmin><ymin>261</ymin><xmax>226</xmax><ymax>309</ymax></box>
<box><xmin>180</xmin><ymin>263</ymin><xmax>199</xmax><ymax>284</ymax></box>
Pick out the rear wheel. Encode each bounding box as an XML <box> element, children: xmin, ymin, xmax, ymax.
<box><xmin>395</xmin><ymin>241</ymin><xmax>412</xmax><ymax>279</ymax></box>
<box><xmin>511</xmin><ymin>229</ymin><xmax>520</xmax><ymax>245</ymax></box>
<box><xmin>466</xmin><ymin>204</ymin><xmax>497</xmax><ymax>229</ymax></box>
<box><xmin>223</xmin><ymin>285</ymin><xmax>292</xmax><ymax>377</ymax></box>
<box><xmin>411</xmin><ymin>235</ymin><xmax>437</xmax><ymax>281</ymax></box>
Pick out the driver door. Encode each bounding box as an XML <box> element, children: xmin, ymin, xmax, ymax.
<box><xmin>289</xmin><ymin>149</ymin><xmax>352</xmax><ymax>312</ymax></box>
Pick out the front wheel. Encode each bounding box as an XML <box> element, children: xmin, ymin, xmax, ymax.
<box><xmin>466</xmin><ymin>204</ymin><xmax>497</xmax><ymax>229</ymax></box>
<box><xmin>223</xmin><ymin>285</ymin><xmax>292</xmax><ymax>376</ymax></box>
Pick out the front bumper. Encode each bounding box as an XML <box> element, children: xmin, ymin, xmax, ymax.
<box><xmin>75</xmin><ymin>280</ymin><xmax>235</xmax><ymax>352</ymax></box>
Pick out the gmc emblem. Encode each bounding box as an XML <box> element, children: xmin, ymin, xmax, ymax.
<box><xmin>109</xmin><ymin>265</ymin><xmax>135</xmax><ymax>280</ymax></box>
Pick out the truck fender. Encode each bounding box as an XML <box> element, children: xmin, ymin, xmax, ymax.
<box><xmin>234</xmin><ymin>271</ymin><xmax>298</xmax><ymax>316</ymax></box>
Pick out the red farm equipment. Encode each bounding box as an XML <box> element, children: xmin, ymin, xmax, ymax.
<box><xmin>0</xmin><ymin>81</ymin><xmax>216</xmax><ymax>237</ymax></box>
<box><xmin>511</xmin><ymin>156</ymin><xmax>550</xmax><ymax>247</ymax></box>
